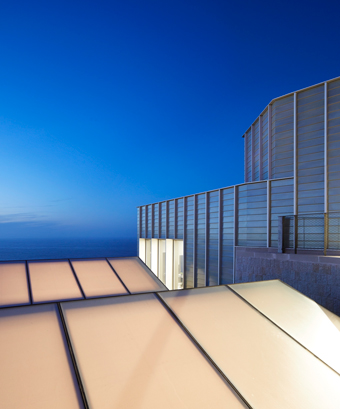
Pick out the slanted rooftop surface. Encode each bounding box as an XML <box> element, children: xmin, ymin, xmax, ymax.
<box><xmin>0</xmin><ymin>258</ymin><xmax>340</xmax><ymax>409</ymax></box>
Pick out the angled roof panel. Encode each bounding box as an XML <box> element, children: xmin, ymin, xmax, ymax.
<box><xmin>108</xmin><ymin>257</ymin><xmax>167</xmax><ymax>293</ymax></box>
<box><xmin>71</xmin><ymin>259</ymin><xmax>128</xmax><ymax>298</ymax></box>
<box><xmin>230</xmin><ymin>279</ymin><xmax>340</xmax><ymax>374</ymax></box>
<box><xmin>0</xmin><ymin>304</ymin><xmax>84</xmax><ymax>409</ymax></box>
<box><xmin>160</xmin><ymin>286</ymin><xmax>340</xmax><ymax>409</ymax></box>
<box><xmin>28</xmin><ymin>261</ymin><xmax>83</xmax><ymax>303</ymax></box>
<box><xmin>62</xmin><ymin>294</ymin><xmax>247</xmax><ymax>409</ymax></box>
<box><xmin>0</xmin><ymin>262</ymin><xmax>30</xmax><ymax>307</ymax></box>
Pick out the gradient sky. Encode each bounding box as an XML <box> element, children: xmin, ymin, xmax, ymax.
<box><xmin>1</xmin><ymin>0</ymin><xmax>340</xmax><ymax>239</ymax></box>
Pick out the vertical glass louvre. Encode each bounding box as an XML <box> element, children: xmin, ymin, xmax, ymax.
<box><xmin>147</xmin><ymin>205</ymin><xmax>152</xmax><ymax>238</ymax></box>
<box><xmin>238</xmin><ymin>182</ymin><xmax>267</xmax><ymax>247</ymax></box>
<box><xmin>185</xmin><ymin>196</ymin><xmax>194</xmax><ymax>288</ymax></box>
<box><xmin>160</xmin><ymin>202</ymin><xmax>166</xmax><ymax>239</ymax></box>
<box><xmin>207</xmin><ymin>191</ymin><xmax>219</xmax><ymax>286</ymax></box>
<box><xmin>262</xmin><ymin>109</ymin><xmax>269</xmax><ymax>180</ymax></box>
<box><xmin>153</xmin><ymin>204</ymin><xmax>159</xmax><ymax>238</ymax></box>
<box><xmin>168</xmin><ymin>200</ymin><xmax>175</xmax><ymax>238</ymax></box>
<box><xmin>176</xmin><ymin>198</ymin><xmax>184</xmax><ymax>239</ymax></box>
<box><xmin>271</xmin><ymin>95</ymin><xmax>294</xmax><ymax>179</ymax></box>
<box><xmin>141</xmin><ymin>206</ymin><xmax>146</xmax><ymax>238</ymax></box>
<box><xmin>297</xmin><ymin>85</ymin><xmax>324</xmax><ymax>214</ymax></box>
<box><xmin>195</xmin><ymin>194</ymin><xmax>206</xmax><ymax>287</ymax></box>
<box><xmin>221</xmin><ymin>188</ymin><xmax>234</xmax><ymax>284</ymax></box>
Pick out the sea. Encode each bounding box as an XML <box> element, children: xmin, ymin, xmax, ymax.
<box><xmin>0</xmin><ymin>238</ymin><xmax>137</xmax><ymax>261</ymax></box>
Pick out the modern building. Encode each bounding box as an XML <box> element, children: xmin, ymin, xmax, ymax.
<box><xmin>1</xmin><ymin>258</ymin><xmax>340</xmax><ymax>408</ymax></box>
<box><xmin>2</xmin><ymin>76</ymin><xmax>340</xmax><ymax>408</ymax></box>
<box><xmin>137</xmin><ymin>76</ymin><xmax>340</xmax><ymax>312</ymax></box>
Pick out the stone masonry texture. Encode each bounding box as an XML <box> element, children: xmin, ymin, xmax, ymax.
<box><xmin>235</xmin><ymin>248</ymin><xmax>340</xmax><ymax>316</ymax></box>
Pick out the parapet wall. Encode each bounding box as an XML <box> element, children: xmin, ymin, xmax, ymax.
<box><xmin>235</xmin><ymin>246</ymin><xmax>340</xmax><ymax>316</ymax></box>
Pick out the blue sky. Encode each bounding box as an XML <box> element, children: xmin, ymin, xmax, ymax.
<box><xmin>1</xmin><ymin>0</ymin><xmax>340</xmax><ymax>238</ymax></box>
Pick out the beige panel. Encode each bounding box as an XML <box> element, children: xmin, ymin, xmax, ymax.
<box><xmin>0</xmin><ymin>262</ymin><xmax>30</xmax><ymax>306</ymax></box>
<box><xmin>108</xmin><ymin>257</ymin><xmax>167</xmax><ymax>293</ymax></box>
<box><xmin>29</xmin><ymin>261</ymin><xmax>83</xmax><ymax>303</ymax></box>
<box><xmin>160</xmin><ymin>286</ymin><xmax>340</xmax><ymax>409</ymax></box>
<box><xmin>62</xmin><ymin>294</ymin><xmax>246</xmax><ymax>409</ymax></box>
<box><xmin>230</xmin><ymin>280</ymin><xmax>340</xmax><ymax>374</ymax></box>
<box><xmin>0</xmin><ymin>304</ymin><xmax>83</xmax><ymax>409</ymax></box>
<box><xmin>71</xmin><ymin>260</ymin><xmax>128</xmax><ymax>298</ymax></box>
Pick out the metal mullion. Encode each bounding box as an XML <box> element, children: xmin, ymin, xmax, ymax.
<box><xmin>145</xmin><ymin>206</ymin><xmax>148</xmax><ymax>238</ymax></box>
<box><xmin>137</xmin><ymin>207</ymin><xmax>141</xmax><ymax>255</ymax></box>
<box><xmin>155</xmin><ymin>292</ymin><xmax>253</xmax><ymax>409</ymax></box>
<box><xmin>218</xmin><ymin>189</ymin><xmax>222</xmax><ymax>285</ymax></box>
<box><xmin>251</xmin><ymin>124</ymin><xmax>255</xmax><ymax>181</ymax></box>
<box><xmin>174</xmin><ymin>199</ymin><xmax>178</xmax><ymax>239</ymax></box>
<box><xmin>183</xmin><ymin>197</ymin><xmax>187</xmax><ymax>287</ymax></box>
<box><xmin>105</xmin><ymin>258</ymin><xmax>132</xmax><ymax>294</ymax></box>
<box><xmin>267</xmin><ymin>180</ymin><xmax>271</xmax><ymax>248</ymax></box>
<box><xmin>57</xmin><ymin>303</ymin><xmax>90</xmax><ymax>409</ymax></box>
<box><xmin>158</xmin><ymin>203</ymin><xmax>161</xmax><ymax>239</ymax></box>
<box><xmin>139</xmin><ymin>207</ymin><xmax>142</xmax><ymax>238</ymax></box>
<box><xmin>193</xmin><ymin>195</ymin><xmax>197</xmax><ymax>287</ymax></box>
<box><xmin>25</xmin><ymin>261</ymin><xmax>33</xmax><ymax>304</ymax></box>
<box><xmin>293</xmin><ymin>92</ymin><xmax>298</xmax><ymax>216</ymax></box>
<box><xmin>151</xmin><ymin>204</ymin><xmax>155</xmax><ymax>238</ymax></box>
<box><xmin>244</xmin><ymin>134</ymin><xmax>247</xmax><ymax>182</ymax></box>
<box><xmin>268</xmin><ymin>104</ymin><xmax>272</xmax><ymax>179</ymax></box>
<box><xmin>205</xmin><ymin>192</ymin><xmax>209</xmax><ymax>287</ymax></box>
<box><xmin>324</xmin><ymin>82</ymin><xmax>328</xmax><ymax>214</ymax></box>
<box><xmin>233</xmin><ymin>186</ymin><xmax>238</xmax><ymax>284</ymax></box>
<box><xmin>259</xmin><ymin>114</ymin><xmax>263</xmax><ymax>180</ymax></box>
<box><xmin>68</xmin><ymin>260</ymin><xmax>86</xmax><ymax>299</ymax></box>
<box><xmin>324</xmin><ymin>82</ymin><xmax>328</xmax><ymax>255</ymax></box>
<box><xmin>166</xmin><ymin>201</ymin><xmax>169</xmax><ymax>238</ymax></box>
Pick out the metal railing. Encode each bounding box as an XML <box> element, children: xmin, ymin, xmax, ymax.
<box><xmin>279</xmin><ymin>213</ymin><xmax>339</xmax><ymax>255</ymax></box>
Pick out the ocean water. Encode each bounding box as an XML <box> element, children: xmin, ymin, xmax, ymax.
<box><xmin>0</xmin><ymin>238</ymin><xmax>137</xmax><ymax>261</ymax></box>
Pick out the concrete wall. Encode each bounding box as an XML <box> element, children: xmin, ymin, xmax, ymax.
<box><xmin>235</xmin><ymin>247</ymin><xmax>340</xmax><ymax>316</ymax></box>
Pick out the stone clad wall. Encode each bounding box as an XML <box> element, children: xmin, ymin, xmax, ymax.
<box><xmin>235</xmin><ymin>247</ymin><xmax>340</xmax><ymax>315</ymax></box>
